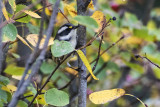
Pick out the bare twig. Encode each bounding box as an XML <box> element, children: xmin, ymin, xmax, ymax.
<box><xmin>17</xmin><ymin>0</ymin><xmax>46</xmax><ymax>91</ymax></box>
<box><xmin>0</xmin><ymin>0</ymin><xmax>41</xmax><ymax>29</ymax></box>
<box><xmin>29</xmin><ymin>52</ymin><xmax>73</xmax><ymax>106</ymax></box>
<box><xmin>90</xmin><ymin>35</ymin><xmax>125</xmax><ymax>64</ymax></box>
<box><xmin>135</xmin><ymin>54</ymin><xmax>160</xmax><ymax>69</ymax></box>
<box><xmin>8</xmin><ymin>0</ymin><xmax>48</xmax><ymax>106</ymax></box>
<box><xmin>58</xmin><ymin>73</ymin><xmax>78</xmax><ymax>90</ymax></box>
<box><xmin>86</xmin><ymin>35</ymin><xmax>103</xmax><ymax>79</ymax></box>
<box><xmin>58</xmin><ymin>8</ymin><xmax>70</xmax><ymax>23</ymax></box>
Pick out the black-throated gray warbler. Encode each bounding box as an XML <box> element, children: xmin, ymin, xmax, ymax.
<box><xmin>53</xmin><ymin>23</ymin><xmax>79</xmax><ymax>63</ymax></box>
<box><xmin>54</xmin><ymin>23</ymin><xmax>79</xmax><ymax>49</ymax></box>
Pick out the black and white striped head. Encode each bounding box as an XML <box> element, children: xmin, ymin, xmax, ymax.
<box><xmin>55</xmin><ymin>23</ymin><xmax>79</xmax><ymax>41</ymax></box>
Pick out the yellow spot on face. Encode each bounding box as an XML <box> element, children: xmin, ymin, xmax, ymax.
<box><xmin>69</xmin><ymin>26</ymin><xmax>72</xmax><ymax>28</ymax></box>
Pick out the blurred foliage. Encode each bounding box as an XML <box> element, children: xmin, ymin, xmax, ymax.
<box><xmin>1</xmin><ymin>0</ymin><xmax>160</xmax><ymax>107</ymax></box>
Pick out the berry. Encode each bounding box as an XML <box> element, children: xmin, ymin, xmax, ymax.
<box><xmin>112</xmin><ymin>17</ymin><xmax>116</xmax><ymax>21</ymax></box>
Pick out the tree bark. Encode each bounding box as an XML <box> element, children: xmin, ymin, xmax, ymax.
<box><xmin>76</xmin><ymin>0</ymin><xmax>91</xmax><ymax>107</ymax></box>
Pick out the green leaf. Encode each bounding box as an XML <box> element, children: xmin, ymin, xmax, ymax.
<box><xmin>74</xmin><ymin>15</ymin><xmax>98</xmax><ymax>29</ymax></box>
<box><xmin>121</xmin><ymin>12</ymin><xmax>140</xmax><ymax>29</ymax></box>
<box><xmin>0</xmin><ymin>89</ymin><xmax>8</xmax><ymax>103</ymax></box>
<box><xmin>44</xmin><ymin>88</ymin><xmax>69</xmax><ymax>106</ymax></box>
<box><xmin>40</xmin><ymin>61</ymin><xmax>56</xmax><ymax>74</ymax></box>
<box><xmin>142</xmin><ymin>43</ymin><xmax>157</xmax><ymax>54</ymax></box>
<box><xmin>4</xmin><ymin>65</ymin><xmax>25</xmax><ymax>76</ymax></box>
<box><xmin>51</xmin><ymin>40</ymin><xmax>74</xmax><ymax>57</ymax></box>
<box><xmin>48</xmin><ymin>0</ymin><xmax>56</xmax><ymax>4</ymax></box>
<box><xmin>26</xmin><ymin>23</ymin><xmax>39</xmax><ymax>34</ymax></box>
<box><xmin>107</xmin><ymin>61</ymin><xmax>120</xmax><ymax>72</ymax></box>
<box><xmin>17</xmin><ymin>100</ymin><xmax>28</xmax><ymax>107</ymax></box>
<box><xmin>133</xmin><ymin>27</ymin><xmax>155</xmax><ymax>41</ymax></box>
<box><xmin>0</xmin><ymin>75</ymin><xmax>10</xmax><ymax>86</ymax></box>
<box><xmin>125</xmin><ymin>62</ymin><xmax>144</xmax><ymax>74</ymax></box>
<box><xmin>15</xmin><ymin>5</ymin><xmax>31</xmax><ymax>23</ymax></box>
<box><xmin>120</xmin><ymin>51</ymin><xmax>131</xmax><ymax>61</ymax></box>
<box><xmin>8</xmin><ymin>0</ymin><xmax>16</xmax><ymax>11</ymax></box>
<box><xmin>2</xmin><ymin>24</ymin><xmax>17</xmax><ymax>41</ymax></box>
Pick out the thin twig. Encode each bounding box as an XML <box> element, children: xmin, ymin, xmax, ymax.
<box><xmin>86</xmin><ymin>35</ymin><xmax>103</xmax><ymax>79</ymax></box>
<box><xmin>17</xmin><ymin>0</ymin><xmax>46</xmax><ymax>91</ymax></box>
<box><xmin>0</xmin><ymin>0</ymin><xmax>42</xmax><ymax>29</ymax></box>
<box><xmin>135</xmin><ymin>54</ymin><xmax>160</xmax><ymax>69</ymax></box>
<box><xmin>90</xmin><ymin>35</ymin><xmax>125</xmax><ymax>64</ymax></box>
<box><xmin>58</xmin><ymin>73</ymin><xmax>78</xmax><ymax>90</ymax></box>
<box><xmin>58</xmin><ymin>8</ymin><xmax>70</xmax><ymax>23</ymax></box>
<box><xmin>8</xmin><ymin>0</ymin><xmax>48</xmax><ymax>106</ymax></box>
<box><xmin>29</xmin><ymin>52</ymin><xmax>73</xmax><ymax>106</ymax></box>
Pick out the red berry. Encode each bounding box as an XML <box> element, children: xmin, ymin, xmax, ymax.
<box><xmin>110</xmin><ymin>2</ymin><xmax>120</xmax><ymax>12</ymax></box>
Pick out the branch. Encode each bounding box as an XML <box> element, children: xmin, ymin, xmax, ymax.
<box><xmin>135</xmin><ymin>54</ymin><xmax>160</xmax><ymax>69</ymax></box>
<box><xmin>90</xmin><ymin>35</ymin><xmax>125</xmax><ymax>64</ymax></box>
<box><xmin>8</xmin><ymin>0</ymin><xmax>60</xmax><ymax>106</ymax></box>
<box><xmin>0</xmin><ymin>1</ymin><xmax>3</xmax><ymax>74</ymax></box>
<box><xmin>29</xmin><ymin>52</ymin><xmax>73</xmax><ymax>106</ymax></box>
<box><xmin>86</xmin><ymin>35</ymin><xmax>103</xmax><ymax>79</ymax></box>
<box><xmin>76</xmin><ymin>0</ymin><xmax>92</xmax><ymax>107</ymax></box>
<box><xmin>0</xmin><ymin>0</ymin><xmax>41</xmax><ymax>29</ymax></box>
<box><xmin>58</xmin><ymin>8</ymin><xmax>70</xmax><ymax>23</ymax></box>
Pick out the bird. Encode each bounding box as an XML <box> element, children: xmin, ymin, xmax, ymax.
<box><xmin>54</xmin><ymin>23</ymin><xmax>79</xmax><ymax>49</ymax></box>
<box><xmin>54</xmin><ymin>23</ymin><xmax>79</xmax><ymax>63</ymax></box>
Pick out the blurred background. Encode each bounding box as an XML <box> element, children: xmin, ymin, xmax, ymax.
<box><xmin>3</xmin><ymin>0</ymin><xmax>160</xmax><ymax>107</ymax></box>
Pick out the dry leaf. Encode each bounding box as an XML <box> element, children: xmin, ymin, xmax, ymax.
<box><xmin>26</xmin><ymin>34</ymin><xmax>54</xmax><ymax>49</ymax></box>
<box><xmin>89</xmin><ymin>88</ymin><xmax>125</xmax><ymax>104</ymax></box>
<box><xmin>64</xmin><ymin>4</ymin><xmax>77</xmax><ymax>17</ymax></box>
<box><xmin>17</xmin><ymin>34</ymin><xmax>33</xmax><ymax>50</ymax></box>
<box><xmin>1</xmin><ymin>85</ymin><xmax>17</xmax><ymax>93</ymax></box>
<box><xmin>88</xmin><ymin>0</ymin><xmax>94</xmax><ymax>10</ymax></box>
<box><xmin>23</xmin><ymin>10</ymin><xmax>41</xmax><ymax>18</ymax></box>
<box><xmin>91</xmin><ymin>11</ymin><xmax>106</xmax><ymax>32</ymax></box>
<box><xmin>76</xmin><ymin>50</ymin><xmax>99</xmax><ymax>80</ymax></box>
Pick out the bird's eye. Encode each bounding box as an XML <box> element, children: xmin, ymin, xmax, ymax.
<box><xmin>69</xmin><ymin>26</ymin><xmax>72</xmax><ymax>28</ymax></box>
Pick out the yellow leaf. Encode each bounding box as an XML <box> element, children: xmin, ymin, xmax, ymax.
<box><xmin>17</xmin><ymin>34</ymin><xmax>33</xmax><ymax>50</ymax></box>
<box><xmin>45</xmin><ymin>8</ymin><xmax>51</xmax><ymax>16</ymax></box>
<box><xmin>76</xmin><ymin>50</ymin><xmax>99</xmax><ymax>80</ymax></box>
<box><xmin>65</xmin><ymin>67</ymin><xmax>78</xmax><ymax>75</ymax></box>
<box><xmin>26</xmin><ymin>34</ymin><xmax>54</xmax><ymax>49</ymax></box>
<box><xmin>115</xmin><ymin>0</ymin><xmax>127</xmax><ymax>4</ymax></box>
<box><xmin>7</xmin><ymin>85</ymin><xmax>17</xmax><ymax>92</ymax></box>
<box><xmin>1</xmin><ymin>85</ymin><xmax>17</xmax><ymax>93</ymax></box>
<box><xmin>88</xmin><ymin>0</ymin><xmax>94</xmax><ymax>10</ymax></box>
<box><xmin>23</xmin><ymin>10</ymin><xmax>41</xmax><ymax>18</ymax></box>
<box><xmin>89</xmin><ymin>88</ymin><xmax>125</xmax><ymax>104</ymax></box>
<box><xmin>101</xmin><ymin>53</ymin><xmax>110</xmax><ymax>62</ymax></box>
<box><xmin>12</xmin><ymin>74</ymin><xmax>29</xmax><ymax>80</ymax></box>
<box><xmin>126</xmin><ymin>36</ymin><xmax>143</xmax><ymax>45</ymax></box>
<box><xmin>64</xmin><ymin>4</ymin><xmax>77</xmax><ymax>17</ymax></box>
<box><xmin>147</xmin><ymin>20</ymin><xmax>156</xmax><ymax>30</ymax></box>
<box><xmin>91</xmin><ymin>11</ymin><xmax>106</xmax><ymax>32</ymax></box>
<box><xmin>2</xmin><ymin>4</ymin><xmax>9</xmax><ymax>21</ymax></box>
<box><xmin>8</xmin><ymin>0</ymin><xmax>16</xmax><ymax>11</ymax></box>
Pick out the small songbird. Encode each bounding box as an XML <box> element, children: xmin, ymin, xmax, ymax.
<box><xmin>54</xmin><ymin>23</ymin><xmax>79</xmax><ymax>63</ymax></box>
<box><xmin>54</xmin><ymin>23</ymin><xmax>79</xmax><ymax>49</ymax></box>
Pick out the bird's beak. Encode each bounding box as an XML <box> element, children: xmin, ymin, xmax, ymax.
<box><xmin>73</xmin><ymin>25</ymin><xmax>79</xmax><ymax>29</ymax></box>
